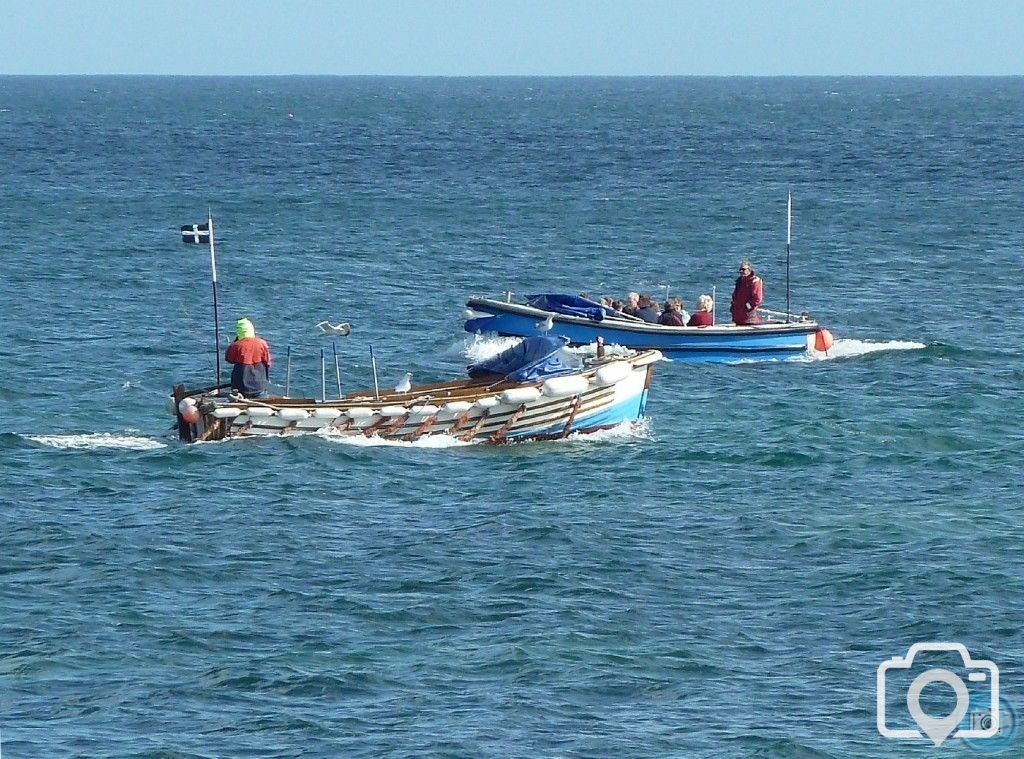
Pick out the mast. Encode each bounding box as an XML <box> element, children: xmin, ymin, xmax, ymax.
<box><xmin>208</xmin><ymin>211</ymin><xmax>223</xmax><ymax>386</ymax></box>
<box><xmin>785</xmin><ymin>191</ymin><xmax>792</xmax><ymax>323</ymax></box>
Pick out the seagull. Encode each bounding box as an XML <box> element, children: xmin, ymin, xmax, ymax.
<box><xmin>394</xmin><ymin>372</ymin><xmax>413</xmax><ymax>393</ymax></box>
<box><xmin>537</xmin><ymin>314</ymin><xmax>554</xmax><ymax>334</ymax></box>
<box><xmin>316</xmin><ymin>321</ymin><xmax>351</xmax><ymax>336</ymax></box>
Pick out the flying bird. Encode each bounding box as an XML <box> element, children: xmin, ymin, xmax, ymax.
<box><xmin>394</xmin><ymin>372</ymin><xmax>413</xmax><ymax>393</ymax></box>
<box><xmin>537</xmin><ymin>313</ymin><xmax>554</xmax><ymax>334</ymax></box>
<box><xmin>316</xmin><ymin>321</ymin><xmax>351</xmax><ymax>336</ymax></box>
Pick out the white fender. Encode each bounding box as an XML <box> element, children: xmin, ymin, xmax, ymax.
<box><xmin>312</xmin><ymin>408</ymin><xmax>341</xmax><ymax>419</ymax></box>
<box><xmin>277</xmin><ymin>408</ymin><xmax>309</xmax><ymax>421</ymax></box>
<box><xmin>379</xmin><ymin>405</ymin><xmax>408</xmax><ymax>417</ymax></box>
<box><xmin>177</xmin><ymin>397</ymin><xmax>197</xmax><ymax>414</ymax></box>
<box><xmin>409</xmin><ymin>404</ymin><xmax>440</xmax><ymax>416</ymax></box>
<box><xmin>594</xmin><ymin>361</ymin><xmax>632</xmax><ymax>386</ymax></box>
<box><xmin>246</xmin><ymin>406</ymin><xmax>275</xmax><ymax>418</ymax></box>
<box><xmin>500</xmin><ymin>386</ymin><xmax>541</xmax><ymax>405</ymax></box>
<box><xmin>441</xmin><ymin>400</ymin><xmax>473</xmax><ymax>414</ymax></box>
<box><xmin>542</xmin><ymin>375</ymin><xmax>590</xmax><ymax>398</ymax></box>
<box><xmin>345</xmin><ymin>407</ymin><xmax>375</xmax><ymax>420</ymax></box>
<box><xmin>211</xmin><ymin>407</ymin><xmax>242</xmax><ymax>419</ymax></box>
<box><xmin>475</xmin><ymin>395</ymin><xmax>501</xmax><ymax>408</ymax></box>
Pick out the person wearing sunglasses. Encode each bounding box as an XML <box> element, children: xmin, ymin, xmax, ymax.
<box><xmin>730</xmin><ymin>261</ymin><xmax>763</xmax><ymax>325</ymax></box>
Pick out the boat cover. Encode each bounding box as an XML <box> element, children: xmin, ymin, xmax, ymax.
<box><xmin>467</xmin><ymin>336</ymin><xmax>578</xmax><ymax>382</ymax></box>
<box><xmin>528</xmin><ymin>293</ymin><xmax>606</xmax><ymax>322</ymax></box>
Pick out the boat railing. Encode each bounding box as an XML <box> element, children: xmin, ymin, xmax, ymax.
<box><xmin>758</xmin><ymin>307</ymin><xmax>815</xmax><ymax>324</ymax></box>
<box><xmin>601</xmin><ymin>310</ymin><xmax>645</xmax><ymax>324</ymax></box>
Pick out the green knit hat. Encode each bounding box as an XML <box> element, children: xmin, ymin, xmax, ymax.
<box><xmin>235</xmin><ymin>318</ymin><xmax>255</xmax><ymax>339</ymax></box>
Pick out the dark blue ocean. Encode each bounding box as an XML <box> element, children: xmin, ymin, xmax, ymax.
<box><xmin>1</xmin><ymin>76</ymin><xmax>1022</xmax><ymax>757</ymax></box>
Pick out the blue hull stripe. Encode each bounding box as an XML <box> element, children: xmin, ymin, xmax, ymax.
<box><xmin>504</xmin><ymin>389</ymin><xmax>649</xmax><ymax>440</ymax></box>
<box><xmin>465</xmin><ymin>308</ymin><xmax>815</xmax><ymax>363</ymax></box>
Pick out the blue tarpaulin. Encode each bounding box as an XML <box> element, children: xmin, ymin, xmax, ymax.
<box><xmin>467</xmin><ymin>336</ymin><xmax>578</xmax><ymax>382</ymax></box>
<box><xmin>527</xmin><ymin>293</ymin><xmax>606</xmax><ymax>322</ymax></box>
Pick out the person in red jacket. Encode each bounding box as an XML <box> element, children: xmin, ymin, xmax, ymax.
<box><xmin>687</xmin><ymin>294</ymin><xmax>715</xmax><ymax>327</ymax></box>
<box><xmin>225</xmin><ymin>317</ymin><xmax>272</xmax><ymax>397</ymax></box>
<box><xmin>730</xmin><ymin>261</ymin><xmax>763</xmax><ymax>325</ymax></box>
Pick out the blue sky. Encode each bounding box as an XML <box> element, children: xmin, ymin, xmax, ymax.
<box><xmin>3</xmin><ymin>0</ymin><xmax>1023</xmax><ymax>76</ymax></box>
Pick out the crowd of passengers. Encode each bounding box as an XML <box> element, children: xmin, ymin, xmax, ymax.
<box><xmin>589</xmin><ymin>291</ymin><xmax>715</xmax><ymax>328</ymax></box>
<box><xmin>585</xmin><ymin>259</ymin><xmax>764</xmax><ymax>327</ymax></box>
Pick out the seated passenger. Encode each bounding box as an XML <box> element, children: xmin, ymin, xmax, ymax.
<box><xmin>636</xmin><ymin>294</ymin><xmax>660</xmax><ymax>323</ymax></box>
<box><xmin>622</xmin><ymin>291</ymin><xmax>640</xmax><ymax>317</ymax></box>
<box><xmin>676</xmin><ymin>298</ymin><xmax>690</xmax><ymax>325</ymax></box>
<box><xmin>658</xmin><ymin>298</ymin><xmax>685</xmax><ymax>326</ymax></box>
<box><xmin>687</xmin><ymin>294</ymin><xmax>715</xmax><ymax>327</ymax></box>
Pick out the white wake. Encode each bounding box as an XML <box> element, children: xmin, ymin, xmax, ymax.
<box><xmin>24</xmin><ymin>433</ymin><xmax>167</xmax><ymax>450</ymax></box>
<box><xmin>806</xmin><ymin>337</ymin><xmax>927</xmax><ymax>362</ymax></box>
<box><xmin>316</xmin><ymin>418</ymin><xmax>651</xmax><ymax>449</ymax></box>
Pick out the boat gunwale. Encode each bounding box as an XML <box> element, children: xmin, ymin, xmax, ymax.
<box><xmin>466</xmin><ymin>297</ymin><xmax>820</xmax><ymax>335</ymax></box>
<box><xmin>185</xmin><ymin>349</ymin><xmax>663</xmax><ymax>412</ymax></box>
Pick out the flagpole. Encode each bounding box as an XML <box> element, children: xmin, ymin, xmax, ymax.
<box><xmin>208</xmin><ymin>211</ymin><xmax>223</xmax><ymax>387</ymax></box>
<box><xmin>785</xmin><ymin>191</ymin><xmax>792</xmax><ymax>323</ymax></box>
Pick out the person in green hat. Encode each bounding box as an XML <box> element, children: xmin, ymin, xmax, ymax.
<box><xmin>225</xmin><ymin>317</ymin><xmax>272</xmax><ymax>397</ymax></box>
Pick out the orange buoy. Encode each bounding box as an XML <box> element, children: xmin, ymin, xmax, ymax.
<box><xmin>180</xmin><ymin>405</ymin><xmax>201</xmax><ymax>425</ymax></box>
<box><xmin>814</xmin><ymin>328</ymin><xmax>835</xmax><ymax>353</ymax></box>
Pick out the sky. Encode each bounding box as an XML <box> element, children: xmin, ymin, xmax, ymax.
<box><xmin>3</xmin><ymin>0</ymin><xmax>1023</xmax><ymax>76</ymax></box>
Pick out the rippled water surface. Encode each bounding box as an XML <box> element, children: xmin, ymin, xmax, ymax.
<box><xmin>1</xmin><ymin>76</ymin><xmax>1022</xmax><ymax>757</ymax></box>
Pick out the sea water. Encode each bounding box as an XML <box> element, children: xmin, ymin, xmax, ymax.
<box><xmin>1</xmin><ymin>76</ymin><xmax>1022</xmax><ymax>757</ymax></box>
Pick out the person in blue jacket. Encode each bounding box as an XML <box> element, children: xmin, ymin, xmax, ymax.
<box><xmin>636</xmin><ymin>294</ymin><xmax>660</xmax><ymax>323</ymax></box>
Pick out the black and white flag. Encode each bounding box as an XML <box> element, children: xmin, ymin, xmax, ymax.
<box><xmin>181</xmin><ymin>222</ymin><xmax>210</xmax><ymax>244</ymax></box>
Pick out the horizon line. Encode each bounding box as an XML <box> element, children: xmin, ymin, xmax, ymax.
<box><xmin>2</xmin><ymin>72</ymin><xmax>1023</xmax><ymax>78</ymax></box>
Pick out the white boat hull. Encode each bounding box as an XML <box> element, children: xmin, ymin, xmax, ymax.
<box><xmin>173</xmin><ymin>349</ymin><xmax>661</xmax><ymax>444</ymax></box>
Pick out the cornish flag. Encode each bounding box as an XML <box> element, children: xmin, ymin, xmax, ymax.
<box><xmin>181</xmin><ymin>222</ymin><xmax>210</xmax><ymax>244</ymax></box>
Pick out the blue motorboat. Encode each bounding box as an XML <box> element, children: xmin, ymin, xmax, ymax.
<box><xmin>464</xmin><ymin>293</ymin><xmax>833</xmax><ymax>362</ymax></box>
